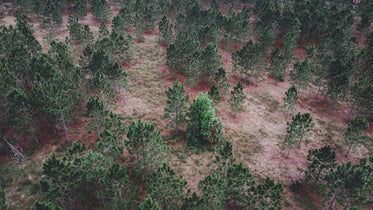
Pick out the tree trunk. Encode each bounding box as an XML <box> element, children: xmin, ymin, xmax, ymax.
<box><xmin>61</xmin><ymin>112</ymin><xmax>70</xmax><ymax>144</ymax></box>
<box><xmin>297</xmin><ymin>79</ymin><xmax>302</xmax><ymax>93</ymax></box>
<box><xmin>330</xmin><ymin>94</ymin><xmax>339</xmax><ymax>115</ymax></box>
<box><xmin>286</xmin><ymin>106</ymin><xmax>291</xmax><ymax>119</ymax></box>
<box><xmin>234</xmin><ymin>110</ymin><xmax>237</xmax><ymax>119</ymax></box>
<box><xmin>328</xmin><ymin>188</ymin><xmax>340</xmax><ymax>210</ymax></box>
<box><xmin>345</xmin><ymin>143</ymin><xmax>353</xmax><ymax>158</ymax></box>
<box><xmin>316</xmin><ymin>80</ymin><xmax>322</xmax><ymax>100</ymax></box>
<box><xmin>286</xmin><ymin>148</ymin><xmax>291</xmax><ymax>159</ymax></box>
<box><xmin>346</xmin><ymin>100</ymin><xmax>355</xmax><ymax>122</ymax></box>
<box><xmin>344</xmin><ymin>197</ymin><xmax>352</xmax><ymax>209</ymax></box>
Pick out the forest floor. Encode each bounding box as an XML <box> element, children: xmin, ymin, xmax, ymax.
<box><xmin>1</xmin><ymin>7</ymin><xmax>372</xmax><ymax>209</ymax></box>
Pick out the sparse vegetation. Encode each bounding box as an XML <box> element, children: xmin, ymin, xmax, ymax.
<box><xmin>0</xmin><ymin>0</ymin><xmax>372</xmax><ymax>209</ymax></box>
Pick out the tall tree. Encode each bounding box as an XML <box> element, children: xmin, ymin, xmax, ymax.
<box><xmin>344</xmin><ymin>116</ymin><xmax>369</xmax><ymax>158</ymax></box>
<box><xmin>146</xmin><ymin>163</ymin><xmax>187</xmax><ymax>209</ymax></box>
<box><xmin>91</xmin><ymin>0</ymin><xmax>111</xmax><ymax>21</ymax></box>
<box><xmin>139</xmin><ymin>196</ymin><xmax>161</xmax><ymax>210</ymax></box>
<box><xmin>126</xmin><ymin>119</ymin><xmax>169</xmax><ymax>177</ymax></box>
<box><xmin>251</xmin><ymin>177</ymin><xmax>283</xmax><ymax>209</ymax></box>
<box><xmin>158</xmin><ymin>15</ymin><xmax>173</xmax><ymax>45</ymax></box>
<box><xmin>111</xmin><ymin>14</ymin><xmax>125</xmax><ymax>36</ymax></box>
<box><xmin>199</xmin><ymin>42</ymin><xmax>221</xmax><ymax>80</ymax></box>
<box><xmin>213</xmin><ymin>67</ymin><xmax>230</xmax><ymax>95</ymax></box>
<box><xmin>229</xmin><ymin>82</ymin><xmax>246</xmax><ymax>119</ymax></box>
<box><xmin>302</xmin><ymin>145</ymin><xmax>336</xmax><ymax>192</ymax></box>
<box><xmin>0</xmin><ymin>187</ymin><xmax>7</xmax><ymax>210</ymax></box>
<box><xmin>86</xmin><ymin>96</ymin><xmax>108</xmax><ymax>141</ymax></box>
<box><xmin>290</xmin><ymin>59</ymin><xmax>312</xmax><ymax>93</ymax></box>
<box><xmin>163</xmin><ymin>80</ymin><xmax>189</xmax><ymax>135</ymax></box>
<box><xmin>186</xmin><ymin>92</ymin><xmax>215</xmax><ymax>146</ymax></box>
<box><xmin>325</xmin><ymin>158</ymin><xmax>373</xmax><ymax>210</ymax></box>
<box><xmin>283</xmin><ymin>85</ymin><xmax>299</xmax><ymax>119</ymax></box>
<box><xmin>198</xmin><ymin>173</ymin><xmax>226</xmax><ymax>209</ymax></box>
<box><xmin>283</xmin><ymin>112</ymin><xmax>315</xmax><ymax>159</ymax></box>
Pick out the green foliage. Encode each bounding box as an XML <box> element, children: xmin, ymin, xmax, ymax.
<box><xmin>164</xmin><ymin>80</ymin><xmax>189</xmax><ymax>135</ymax></box>
<box><xmin>139</xmin><ymin>196</ymin><xmax>161</xmax><ymax>210</ymax></box>
<box><xmin>344</xmin><ymin>116</ymin><xmax>369</xmax><ymax>157</ymax></box>
<box><xmin>31</xmin><ymin>200</ymin><xmax>61</xmax><ymax>210</ymax></box>
<box><xmin>232</xmin><ymin>39</ymin><xmax>265</xmax><ymax>85</ymax></box>
<box><xmin>146</xmin><ymin>163</ymin><xmax>187</xmax><ymax>209</ymax></box>
<box><xmin>226</xmin><ymin>162</ymin><xmax>256</xmax><ymax>209</ymax></box>
<box><xmin>91</xmin><ymin>0</ymin><xmax>111</xmax><ymax>21</ymax></box>
<box><xmin>269</xmin><ymin>47</ymin><xmax>285</xmax><ymax>83</ymax></box>
<box><xmin>302</xmin><ymin>145</ymin><xmax>336</xmax><ymax>192</ymax></box>
<box><xmin>208</xmin><ymin>84</ymin><xmax>221</xmax><ymax>107</ymax></box>
<box><xmin>0</xmin><ymin>187</ymin><xmax>7</xmax><ymax>210</ymax></box>
<box><xmin>213</xmin><ymin>67</ymin><xmax>230</xmax><ymax>95</ymax></box>
<box><xmin>283</xmin><ymin>85</ymin><xmax>299</xmax><ymax>119</ymax></box>
<box><xmin>207</xmin><ymin>117</ymin><xmax>224</xmax><ymax>144</ymax></box>
<box><xmin>98</xmin><ymin>163</ymin><xmax>134</xmax><ymax>209</ymax></box>
<box><xmin>252</xmin><ymin>177</ymin><xmax>283</xmax><ymax>209</ymax></box>
<box><xmin>86</xmin><ymin>96</ymin><xmax>108</xmax><ymax>141</ymax></box>
<box><xmin>112</xmin><ymin>14</ymin><xmax>125</xmax><ymax>36</ymax></box>
<box><xmin>198</xmin><ymin>173</ymin><xmax>226</xmax><ymax>209</ymax></box>
<box><xmin>74</xmin><ymin>0</ymin><xmax>87</xmax><ymax>20</ymax></box>
<box><xmin>325</xmin><ymin>158</ymin><xmax>373</xmax><ymax>209</ymax></box>
<box><xmin>290</xmin><ymin>59</ymin><xmax>312</xmax><ymax>92</ymax></box>
<box><xmin>126</xmin><ymin>119</ymin><xmax>169</xmax><ymax>177</ymax></box>
<box><xmin>158</xmin><ymin>15</ymin><xmax>173</xmax><ymax>45</ymax></box>
<box><xmin>67</xmin><ymin>13</ymin><xmax>82</xmax><ymax>43</ymax></box>
<box><xmin>186</xmin><ymin>92</ymin><xmax>215</xmax><ymax>146</ymax></box>
<box><xmin>229</xmin><ymin>82</ymin><xmax>246</xmax><ymax>119</ymax></box>
<box><xmin>283</xmin><ymin>112</ymin><xmax>315</xmax><ymax>159</ymax></box>
<box><xmin>199</xmin><ymin>42</ymin><xmax>221</xmax><ymax>80</ymax></box>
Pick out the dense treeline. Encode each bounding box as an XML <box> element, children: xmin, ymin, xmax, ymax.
<box><xmin>0</xmin><ymin>0</ymin><xmax>372</xmax><ymax>209</ymax></box>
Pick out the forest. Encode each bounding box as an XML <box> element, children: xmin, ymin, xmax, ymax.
<box><xmin>0</xmin><ymin>0</ymin><xmax>372</xmax><ymax>209</ymax></box>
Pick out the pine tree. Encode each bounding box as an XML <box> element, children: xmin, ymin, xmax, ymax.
<box><xmin>268</xmin><ymin>47</ymin><xmax>284</xmax><ymax>84</ymax></box>
<box><xmin>98</xmin><ymin>21</ymin><xmax>109</xmax><ymax>39</ymax></box>
<box><xmin>198</xmin><ymin>173</ymin><xmax>226</xmax><ymax>209</ymax></box>
<box><xmin>229</xmin><ymin>82</ymin><xmax>246</xmax><ymax>119</ymax></box>
<box><xmin>98</xmin><ymin>163</ymin><xmax>134</xmax><ymax>209</ymax></box>
<box><xmin>0</xmin><ymin>187</ymin><xmax>7</xmax><ymax>210</ymax></box>
<box><xmin>86</xmin><ymin>96</ymin><xmax>108</xmax><ymax>141</ymax></box>
<box><xmin>31</xmin><ymin>200</ymin><xmax>62</xmax><ymax>210</ymax></box>
<box><xmin>303</xmin><ymin>145</ymin><xmax>336</xmax><ymax>192</ymax></box>
<box><xmin>163</xmin><ymin>80</ymin><xmax>189</xmax><ymax>135</ymax></box>
<box><xmin>139</xmin><ymin>196</ymin><xmax>161</xmax><ymax>210</ymax></box>
<box><xmin>344</xmin><ymin>116</ymin><xmax>369</xmax><ymax>158</ymax></box>
<box><xmin>112</xmin><ymin>14</ymin><xmax>125</xmax><ymax>36</ymax></box>
<box><xmin>208</xmin><ymin>84</ymin><xmax>221</xmax><ymax>107</ymax></box>
<box><xmin>283</xmin><ymin>85</ymin><xmax>299</xmax><ymax>119</ymax></box>
<box><xmin>74</xmin><ymin>0</ymin><xmax>87</xmax><ymax>20</ymax></box>
<box><xmin>325</xmin><ymin>158</ymin><xmax>373</xmax><ymax>210</ymax></box>
<box><xmin>290</xmin><ymin>59</ymin><xmax>312</xmax><ymax>93</ymax></box>
<box><xmin>146</xmin><ymin>163</ymin><xmax>187</xmax><ymax>209</ymax></box>
<box><xmin>186</xmin><ymin>92</ymin><xmax>215</xmax><ymax>146</ymax></box>
<box><xmin>252</xmin><ymin>177</ymin><xmax>283</xmax><ymax>209</ymax></box>
<box><xmin>91</xmin><ymin>0</ymin><xmax>111</xmax><ymax>21</ymax></box>
<box><xmin>158</xmin><ymin>15</ymin><xmax>173</xmax><ymax>45</ymax></box>
<box><xmin>199</xmin><ymin>42</ymin><xmax>221</xmax><ymax>80</ymax></box>
<box><xmin>126</xmin><ymin>119</ymin><xmax>169</xmax><ymax>177</ymax></box>
<box><xmin>226</xmin><ymin>162</ymin><xmax>256</xmax><ymax>209</ymax></box>
<box><xmin>213</xmin><ymin>67</ymin><xmax>230</xmax><ymax>95</ymax></box>
<box><xmin>67</xmin><ymin>13</ymin><xmax>82</xmax><ymax>43</ymax></box>
<box><xmin>283</xmin><ymin>112</ymin><xmax>315</xmax><ymax>159</ymax></box>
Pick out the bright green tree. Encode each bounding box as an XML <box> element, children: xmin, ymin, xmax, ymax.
<box><xmin>229</xmin><ymin>82</ymin><xmax>246</xmax><ymax>119</ymax></box>
<box><xmin>344</xmin><ymin>116</ymin><xmax>369</xmax><ymax>158</ymax></box>
<box><xmin>186</xmin><ymin>92</ymin><xmax>215</xmax><ymax>146</ymax></box>
<box><xmin>163</xmin><ymin>80</ymin><xmax>189</xmax><ymax>135</ymax></box>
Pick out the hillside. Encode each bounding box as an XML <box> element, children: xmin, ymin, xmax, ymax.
<box><xmin>0</xmin><ymin>0</ymin><xmax>372</xmax><ymax>209</ymax></box>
